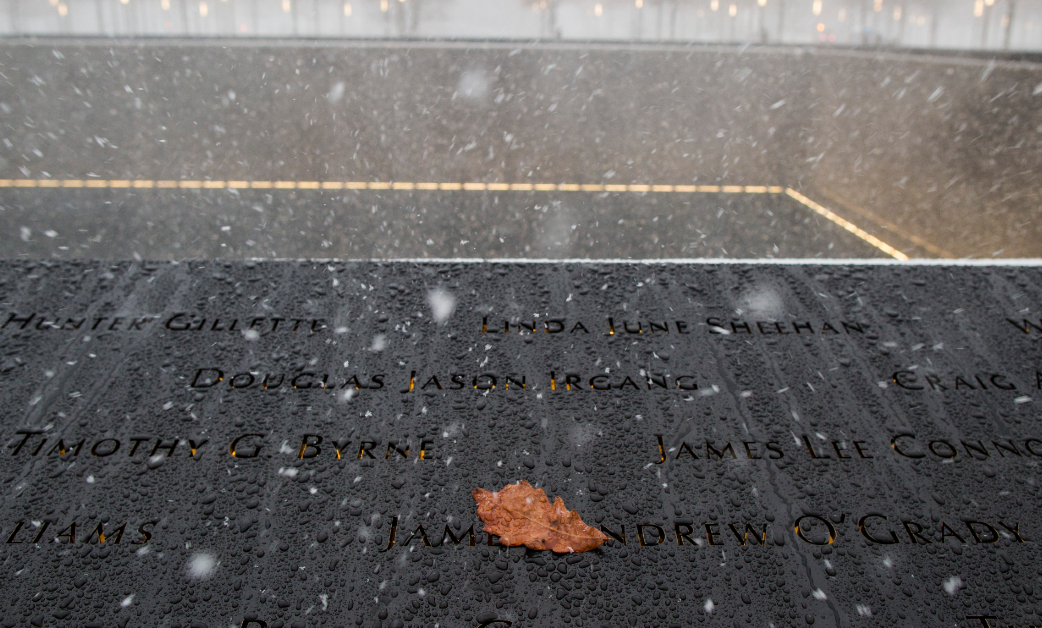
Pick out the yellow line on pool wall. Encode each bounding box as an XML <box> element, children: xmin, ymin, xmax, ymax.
<box><xmin>785</xmin><ymin>188</ymin><xmax>909</xmax><ymax>261</ymax></box>
<box><xmin>0</xmin><ymin>179</ymin><xmax>786</xmax><ymax>195</ymax></box>
<box><xmin>1</xmin><ymin>178</ymin><xmax>906</xmax><ymax>258</ymax></box>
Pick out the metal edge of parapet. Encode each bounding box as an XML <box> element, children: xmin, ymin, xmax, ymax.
<box><xmin>1</xmin><ymin>36</ymin><xmax>1040</xmax><ymax>71</ymax></box>
<box><xmin>11</xmin><ymin>258</ymin><xmax>1042</xmax><ymax>268</ymax></box>
<box><xmin>235</xmin><ymin>258</ymin><xmax>1042</xmax><ymax>266</ymax></box>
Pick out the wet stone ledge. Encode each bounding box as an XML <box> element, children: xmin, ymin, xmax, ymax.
<box><xmin>1</xmin><ymin>260</ymin><xmax>1041</xmax><ymax>628</ymax></box>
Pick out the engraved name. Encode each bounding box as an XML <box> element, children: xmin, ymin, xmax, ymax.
<box><xmin>655</xmin><ymin>434</ymin><xmax>1042</xmax><ymax>463</ymax></box>
<box><xmin>376</xmin><ymin>515</ymin><xmax>1026</xmax><ymax>552</ymax></box>
<box><xmin>5</xmin><ymin>519</ymin><xmax>156</xmax><ymax>545</ymax></box>
<box><xmin>480</xmin><ymin>316</ymin><xmax>867</xmax><ymax>337</ymax></box>
<box><xmin>0</xmin><ymin>312</ymin><xmax>330</xmax><ymax>333</ymax></box>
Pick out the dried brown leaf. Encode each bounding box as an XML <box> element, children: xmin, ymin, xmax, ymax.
<box><xmin>472</xmin><ymin>480</ymin><xmax>608</xmax><ymax>553</ymax></box>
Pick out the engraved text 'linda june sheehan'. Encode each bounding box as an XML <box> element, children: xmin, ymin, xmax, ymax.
<box><xmin>3</xmin><ymin>310</ymin><xmax>1040</xmax><ymax>338</ymax></box>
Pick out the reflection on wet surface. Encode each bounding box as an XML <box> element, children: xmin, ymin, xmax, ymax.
<box><xmin>0</xmin><ymin>40</ymin><xmax>1040</xmax><ymax>259</ymax></box>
